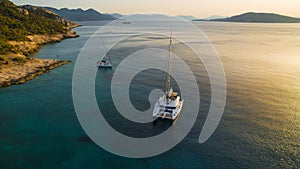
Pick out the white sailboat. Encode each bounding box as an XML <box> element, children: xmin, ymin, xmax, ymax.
<box><xmin>152</xmin><ymin>31</ymin><xmax>184</xmax><ymax>121</ymax></box>
<box><xmin>97</xmin><ymin>56</ymin><xmax>112</xmax><ymax>68</ymax></box>
<box><xmin>97</xmin><ymin>43</ymin><xmax>112</xmax><ymax>68</ymax></box>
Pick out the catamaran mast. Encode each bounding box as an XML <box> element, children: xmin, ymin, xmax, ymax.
<box><xmin>166</xmin><ymin>30</ymin><xmax>172</xmax><ymax>96</ymax></box>
<box><xmin>102</xmin><ymin>39</ymin><xmax>110</xmax><ymax>63</ymax></box>
<box><xmin>107</xmin><ymin>52</ymin><xmax>112</xmax><ymax>64</ymax></box>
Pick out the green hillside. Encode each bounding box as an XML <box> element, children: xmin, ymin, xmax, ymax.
<box><xmin>0</xmin><ymin>0</ymin><xmax>76</xmax><ymax>54</ymax></box>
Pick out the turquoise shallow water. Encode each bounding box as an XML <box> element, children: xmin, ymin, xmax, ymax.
<box><xmin>0</xmin><ymin>21</ymin><xmax>299</xmax><ymax>168</ymax></box>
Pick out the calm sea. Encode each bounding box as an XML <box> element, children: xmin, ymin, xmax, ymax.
<box><xmin>0</xmin><ymin>21</ymin><xmax>299</xmax><ymax>169</ymax></box>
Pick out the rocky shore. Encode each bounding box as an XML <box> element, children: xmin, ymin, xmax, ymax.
<box><xmin>0</xmin><ymin>58</ymin><xmax>70</xmax><ymax>87</ymax></box>
<box><xmin>0</xmin><ymin>30</ymin><xmax>79</xmax><ymax>88</ymax></box>
<box><xmin>0</xmin><ymin>0</ymin><xmax>81</xmax><ymax>88</ymax></box>
<box><xmin>8</xmin><ymin>30</ymin><xmax>79</xmax><ymax>56</ymax></box>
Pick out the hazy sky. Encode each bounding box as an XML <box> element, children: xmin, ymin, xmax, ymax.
<box><xmin>11</xmin><ymin>0</ymin><xmax>300</xmax><ymax>18</ymax></box>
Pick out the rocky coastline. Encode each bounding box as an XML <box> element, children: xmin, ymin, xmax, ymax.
<box><xmin>0</xmin><ymin>0</ymin><xmax>81</xmax><ymax>88</ymax></box>
<box><xmin>0</xmin><ymin>30</ymin><xmax>79</xmax><ymax>88</ymax></box>
<box><xmin>0</xmin><ymin>59</ymin><xmax>70</xmax><ymax>87</ymax></box>
<box><xmin>8</xmin><ymin>30</ymin><xmax>79</xmax><ymax>56</ymax></box>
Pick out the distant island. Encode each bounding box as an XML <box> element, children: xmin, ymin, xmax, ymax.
<box><xmin>193</xmin><ymin>12</ymin><xmax>300</xmax><ymax>23</ymax></box>
<box><xmin>202</xmin><ymin>15</ymin><xmax>226</xmax><ymax>20</ymax></box>
<box><xmin>108</xmin><ymin>13</ymin><xmax>124</xmax><ymax>19</ymax></box>
<box><xmin>0</xmin><ymin>0</ymin><xmax>79</xmax><ymax>87</ymax></box>
<box><xmin>177</xmin><ymin>15</ymin><xmax>199</xmax><ymax>21</ymax></box>
<box><xmin>45</xmin><ymin>7</ymin><xmax>115</xmax><ymax>21</ymax></box>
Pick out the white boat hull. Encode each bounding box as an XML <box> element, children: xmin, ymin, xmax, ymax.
<box><xmin>97</xmin><ymin>62</ymin><xmax>112</xmax><ymax>68</ymax></box>
<box><xmin>152</xmin><ymin>95</ymin><xmax>184</xmax><ymax>121</ymax></box>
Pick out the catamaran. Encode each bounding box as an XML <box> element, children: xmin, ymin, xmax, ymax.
<box><xmin>97</xmin><ymin>43</ymin><xmax>112</xmax><ymax>68</ymax></box>
<box><xmin>152</xmin><ymin>32</ymin><xmax>184</xmax><ymax>122</ymax></box>
<box><xmin>97</xmin><ymin>53</ymin><xmax>112</xmax><ymax>68</ymax></box>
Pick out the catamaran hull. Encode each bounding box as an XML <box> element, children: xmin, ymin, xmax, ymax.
<box><xmin>97</xmin><ymin>64</ymin><xmax>112</xmax><ymax>68</ymax></box>
<box><xmin>152</xmin><ymin>96</ymin><xmax>184</xmax><ymax>121</ymax></box>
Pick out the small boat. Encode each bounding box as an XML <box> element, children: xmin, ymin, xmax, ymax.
<box><xmin>152</xmin><ymin>31</ymin><xmax>184</xmax><ymax>122</ymax></box>
<box><xmin>123</xmin><ymin>21</ymin><xmax>131</xmax><ymax>24</ymax></box>
<box><xmin>97</xmin><ymin>47</ymin><xmax>112</xmax><ymax>68</ymax></box>
<box><xmin>97</xmin><ymin>59</ymin><xmax>112</xmax><ymax>68</ymax></box>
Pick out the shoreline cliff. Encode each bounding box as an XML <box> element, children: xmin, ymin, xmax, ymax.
<box><xmin>0</xmin><ymin>0</ymin><xmax>80</xmax><ymax>88</ymax></box>
<box><xmin>0</xmin><ymin>29</ymin><xmax>79</xmax><ymax>88</ymax></box>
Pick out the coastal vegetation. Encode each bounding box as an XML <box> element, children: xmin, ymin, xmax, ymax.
<box><xmin>0</xmin><ymin>0</ymin><xmax>79</xmax><ymax>87</ymax></box>
<box><xmin>0</xmin><ymin>0</ymin><xmax>78</xmax><ymax>55</ymax></box>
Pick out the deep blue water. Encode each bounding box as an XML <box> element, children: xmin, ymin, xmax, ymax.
<box><xmin>0</xmin><ymin>21</ymin><xmax>299</xmax><ymax>168</ymax></box>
